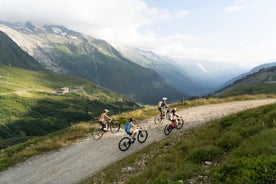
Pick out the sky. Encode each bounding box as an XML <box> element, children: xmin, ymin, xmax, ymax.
<box><xmin>1</xmin><ymin>0</ymin><xmax>276</xmax><ymax>70</ymax></box>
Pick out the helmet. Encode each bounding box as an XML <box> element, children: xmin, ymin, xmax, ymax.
<box><xmin>104</xmin><ymin>109</ymin><xmax>109</xmax><ymax>112</ymax></box>
<box><xmin>172</xmin><ymin>108</ymin><xmax>177</xmax><ymax>112</ymax></box>
<box><xmin>129</xmin><ymin>117</ymin><xmax>135</xmax><ymax>122</ymax></box>
<box><xmin>162</xmin><ymin>97</ymin><xmax>167</xmax><ymax>101</ymax></box>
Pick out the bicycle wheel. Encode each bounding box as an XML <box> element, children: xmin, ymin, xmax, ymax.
<box><xmin>137</xmin><ymin>130</ymin><xmax>148</xmax><ymax>143</ymax></box>
<box><xmin>91</xmin><ymin>128</ymin><xmax>104</xmax><ymax>140</ymax></box>
<box><xmin>110</xmin><ymin>120</ymin><xmax>120</xmax><ymax>133</ymax></box>
<box><xmin>176</xmin><ymin>119</ymin><xmax>184</xmax><ymax>130</ymax></box>
<box><xmin>164</xmin><ymin>124</ymin><xmax>172</xmax><ymax>135</ymax></box>
<box><xmin>154</xmin><ymin>114</ymin><xmax>164</xmax><ymax>124</ymax></box>
<box><xmin>118</xmin><ymin>137</ymin><xmax>131</xmax><ymax>151</ymax></box>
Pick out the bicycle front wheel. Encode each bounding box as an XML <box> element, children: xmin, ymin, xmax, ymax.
<box><xmin>137</xmin><ymin>130</ymin><xmax>148</xmax><ymax>143</ymax></box>
<box><xmin>164</xmin><ymin>124</ymin><xmax>172</xmax><ymax>135</ymax></box>
<box><xmin>176</xmin><ymin>119</ymin><xmax>184</xmax><ymax>130</ymax></box>
<box><xmin>154</xmin><ymin>114</ymin><xmax>163</xmax><ymax>124</ymax></box>
<box><xmin>91</xmin><ymin>128</ymin><xmax>104</xmax><ymax>140</ymax></box>
<box><xmin>118</xmin><ymin>137</ymin><xmax>131</xmax><ymax>151</ymax></box>
<box><xmin>110</xmin><ymin>121</ymin><xmax>120</xmax><ymax>133</ymax></box>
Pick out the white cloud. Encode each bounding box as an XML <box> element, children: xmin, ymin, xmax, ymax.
<box><xmin>175</xmin><ymin>10</ymin><xmax>189</xmax><ymax>18</ymax></box>
<box><xmin>225</xmin><ymin>0</ymin><xmax>248</xmax><ymax>13</ymax></box>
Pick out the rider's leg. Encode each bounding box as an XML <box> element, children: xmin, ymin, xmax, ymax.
<box><xmin>100</xmin><ymin>121</ymin><xmax>107</xmax><ymax>131</ymax></box>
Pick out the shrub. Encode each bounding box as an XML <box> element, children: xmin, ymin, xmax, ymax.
<box><xmin>211</xmin><ymin>156</ymin><xmax>276</xmax><ymax>184</ymax></box>
<box><xmin>217</xmin><ymin>132</ymin><xmax>243</xmax><ymax>151</ymax></box>
<box><xmin>188</xmin><ymin>145</ymin><xmax>224</xmax><ymax>164</ymax></box>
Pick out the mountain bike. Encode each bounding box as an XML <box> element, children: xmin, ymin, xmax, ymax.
<box><xmin>118</xmin><ymin>128</ymin><xmax>148</xmax><ymax>151</ymax></box>
<box><xmin>164</xmin><ymin>117</ymin><xmax>184</xmax><ymax>135</ymax></box>
<box><xmin>91</xmin><ymin>119</ymin><xmax>121</xmax><ymax>140</ymax></box>
<box><xmin>154</xmin><ymin>108</ymin><xmax>171</xmax><ymax>124</ymax></box>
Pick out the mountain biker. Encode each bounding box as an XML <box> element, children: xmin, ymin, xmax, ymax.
<box><xmin>171</xmin><ymin>108</ymin><xmax>180</xmax><ymax>127</ymax></box>
<box><xmin>98</xmin><ymin>109</ymin><xmax>112</xmax><ymax>131</ymax></box>
<box><xmin>125</xmin><ymin>117</ymin><xmax>138</xmax><ymax>143</ymax></box>
<box><xmin>157</xmin><ymin>97</ymin><xmax>169</xmax><ymax>119</ymax></box>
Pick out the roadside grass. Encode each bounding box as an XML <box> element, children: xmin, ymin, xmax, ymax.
<box><xmin>81</xmin><ymin>102</ymin><xmax>276</xmax><ymax>184</ymax></box>
<box><xmin>0</xmin><ymin>94</ymin><xmax>275</xmax><ymax>172</ymax></box>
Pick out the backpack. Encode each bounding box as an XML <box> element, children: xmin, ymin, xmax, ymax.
<box><xmin>124</xmin><ymin>122</ymin><xmax>131</xmax><ymax>133</ymax></box>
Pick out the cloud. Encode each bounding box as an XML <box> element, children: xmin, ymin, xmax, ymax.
<box><xmin>225</xmin><ymin>0</ymin><xmax>248</xmax><ymax>13</ymax></box>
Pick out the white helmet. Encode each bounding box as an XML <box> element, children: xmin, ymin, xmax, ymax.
<box><xmin>162</xmin><ymin>97</ymin><xmax>167</xmax><ymax>101</ymax></box>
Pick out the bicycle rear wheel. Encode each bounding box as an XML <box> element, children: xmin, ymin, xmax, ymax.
<box><xmin>110</xmin><ymin>120</ymin><xmax>120</xmax><ymax>133</ymax></box>
<box><xmin>164</xmin><ymin>124</ymin><xmax>172</xmax><ymax>135</ymax></box>
<box><xmin>118</xmin><ymin>137</ymin><xmax>131</xmax><ymax>151</ymax></box>
<box><xmin>137</xmin><ymin>130</ymin><xmax>148</xmax><ymax>143</ymax></box>
<box><xmin>91</xmin><ymin>128</ymin><xmax>104</xmax><ymax>140</ymax></box>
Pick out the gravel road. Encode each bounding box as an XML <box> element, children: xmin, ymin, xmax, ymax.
<box><xmin>0</xmin><ymin>99</ymin><xmax>275</xmax><ymax>184</ymax></box>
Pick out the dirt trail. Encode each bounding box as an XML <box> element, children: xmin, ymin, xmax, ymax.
<box><xmin>0</xmin><ymin>99</ymin><xmax>275</xmax><ymax>184</ymax></box>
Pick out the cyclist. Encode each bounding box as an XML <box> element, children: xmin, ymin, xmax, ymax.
<box><xmin>157</xmin><ymin>97</ymin><xmax>169</xmax><ymax>119</ymax></box>
<box><xmin>98</xmin><ymin>109</ymin><xmax>112</xmax><ymax>131</ymax></box>
<box><xmin>171</xmin><ymin>108</ymin><xmax>180</xmax><ymax>127</ymax></box>
<box><xmin>125</xmin><ymin>117</ymin><xmax>138</xmax><ymax>143</ymax></box>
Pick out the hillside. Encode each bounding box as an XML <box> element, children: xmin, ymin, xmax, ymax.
<box><xmin>0</xmin><ymin>99</ymin><xmax>275</xmax><ymax>183</ymax></box>
<box><xmin>0</xmin><ymin>31</ymin><xmax>44</xmax><ymax>71</ymax></box>
<box><xmin>214</xmin><ymin>66</ymin><xmax>276</xmax><ymax>96</ymax></box>
<box><xmin>0</xmin><ymin>21</ymin><xmax>185</xmax><ymax>104</ymax></box>
<box><xmin>0</xmin><ymin>65</ymin><xmax>139</xmax><ymax>149</ymax></box>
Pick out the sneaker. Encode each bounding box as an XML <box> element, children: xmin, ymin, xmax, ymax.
<box><xmin>103</xmin><ymin>127</ymin><xmax>108</xmax><ymax>131</ymax></box>
<box><xmin>132</xmin><ymin>138</ymin><xmax>136</xmax><ymax>144</ymax></box>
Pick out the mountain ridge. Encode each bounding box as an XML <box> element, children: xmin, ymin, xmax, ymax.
<box><xmin>0</xmin><ymin>21</ymin><xmax>185</xmax><ymax>104</ymax></box>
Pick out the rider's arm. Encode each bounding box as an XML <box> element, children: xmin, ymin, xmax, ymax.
<box><xmin>104</xmin><ymin>114</ymin><xmax>112</xmax><ymax>120</ymax></box>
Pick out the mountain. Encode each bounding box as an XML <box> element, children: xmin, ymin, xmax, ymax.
<box><xmin>169</xmin><ymin>58</ymin><xmax>248</xmax><ymax>92</ymax></box>
<box><xmin>0</xmin><ymin>65</ymin><xmax>139</xmax><ymax>148</ymax></box>
<box><xmin>0</xmin><ymin>31</ymin><xmax>44</xmax><ymax>70</ymax></box>
<box><xmin>222</xmin><ymin>61</ymin><xmax>276</xmax><ymax>88</ymax></box>
<box><xmin>0</xmin><ymin>21</ymin><xmax>184</xmax><ymax>104</ymax></box>
<box><xmin>214</xmin><ymin>66</ymin><xmax>276</xmax><ymax>96</ymax></box>
<box><xmin>116</xmin><ymin>46</ymin><xmax>211</xmax><ymax>96</ymax></box>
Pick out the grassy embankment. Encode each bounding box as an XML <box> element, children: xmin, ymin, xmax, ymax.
<box><xmin>0</xmin><ymin>94</ymin><xmax>275</xmax><ymax>172</ymax></box>
<box><xmin>82</xmin><ymin>99</ymin><xmax>276</xmax><ymax>184</ymax></box>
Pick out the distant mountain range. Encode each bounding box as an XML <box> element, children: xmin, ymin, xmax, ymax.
<box><xmin>117</xmin><ymin>46</ymin><xmax>213</xmax><ymax>96</ymax></box>
<box><xmin>0</xmin><ymin>21</ymin><xmax>185</xmax><ymax>104</ymax></box>
<box><xmin>214</xmin><ymin>65</ymin><xmax>276</xmax><ymax>96</ymax></box>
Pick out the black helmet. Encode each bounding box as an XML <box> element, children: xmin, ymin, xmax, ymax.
<box><xmin>129</xmin><ymin>117</ymin><xmax>134</xmax><ymax>122</ymax></box>
<box><xmin>172</xmin><ymin>108</ymin><xmax>177</xmax><ymax>112</ymax></box>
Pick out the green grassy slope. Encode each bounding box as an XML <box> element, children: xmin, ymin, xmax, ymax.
<box><xmin>0</xmin><ymin>65</ymin><xmax>139</xmax><ymax>149</ymax></box>
<box><xmin>84</xmin><ymin>103</ymin><xmax>276</xmax><ymax>184</ymax></box>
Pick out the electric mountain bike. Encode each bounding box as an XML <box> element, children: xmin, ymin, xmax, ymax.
<box><xmin>118</xmin><ymin>128</ymin><xmax>148</xmax><ymax>151</ymax></box>
<box><xmin>91</xmin><ymin>119</ymin><xmax>120</xmax><ymax>140</ymax></box>
<box><xmin>164</xmin><ymin>117</ymin><xmax>184</xmax><ymax>135</ymax></box>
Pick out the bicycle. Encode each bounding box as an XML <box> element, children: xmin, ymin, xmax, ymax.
<box><xmin>91</xmin><ymin>119</ymin><xmax>121</xmax><ymax>140</ymax></box>
<box><xmin>118</xmin><ymin>127</ymin><xmax>148</xmax><ymax>151</ymax></box>
<box><xmin>154</xmin><ymin>108</ymin><xmax>171</xmax><ymax>124</ymax></box>
<box><xmin>164</xmin><ymin>117</ymin><xmax>184</xmax><ymax>135</ymax></box>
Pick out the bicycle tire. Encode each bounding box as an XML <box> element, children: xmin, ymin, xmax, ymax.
<box><xmin>110</xmin><ymin>120</ymin><xmax>120</xmax><ymax>133</ymax></box>
<box><xmin>176</xmin><ymin>119</ymin><xmax>184</xmax><ymax>130</ymax></box>
<box><xmin>118</xmin><ymin>137</ymin><xmax>131</xmax><ymax>151</ymax></box>
<box><xmin>137</xmin><ymin>130</ymin><xmax>148</xmax><ymax>143</ymax></box>
<box><xmin>154</xmin><ymin>114</ymin><xmax>163</xmax><ymax>124</ymax></box>
<box><xmin>164</xmin><ymin>124</ymin><xmax>172</xmax><ymax>135</ymax></box>
<box><xmin>91</xmin><ymin>128</ymin><xmax>104</xmax><ymax>140</ymax></box>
